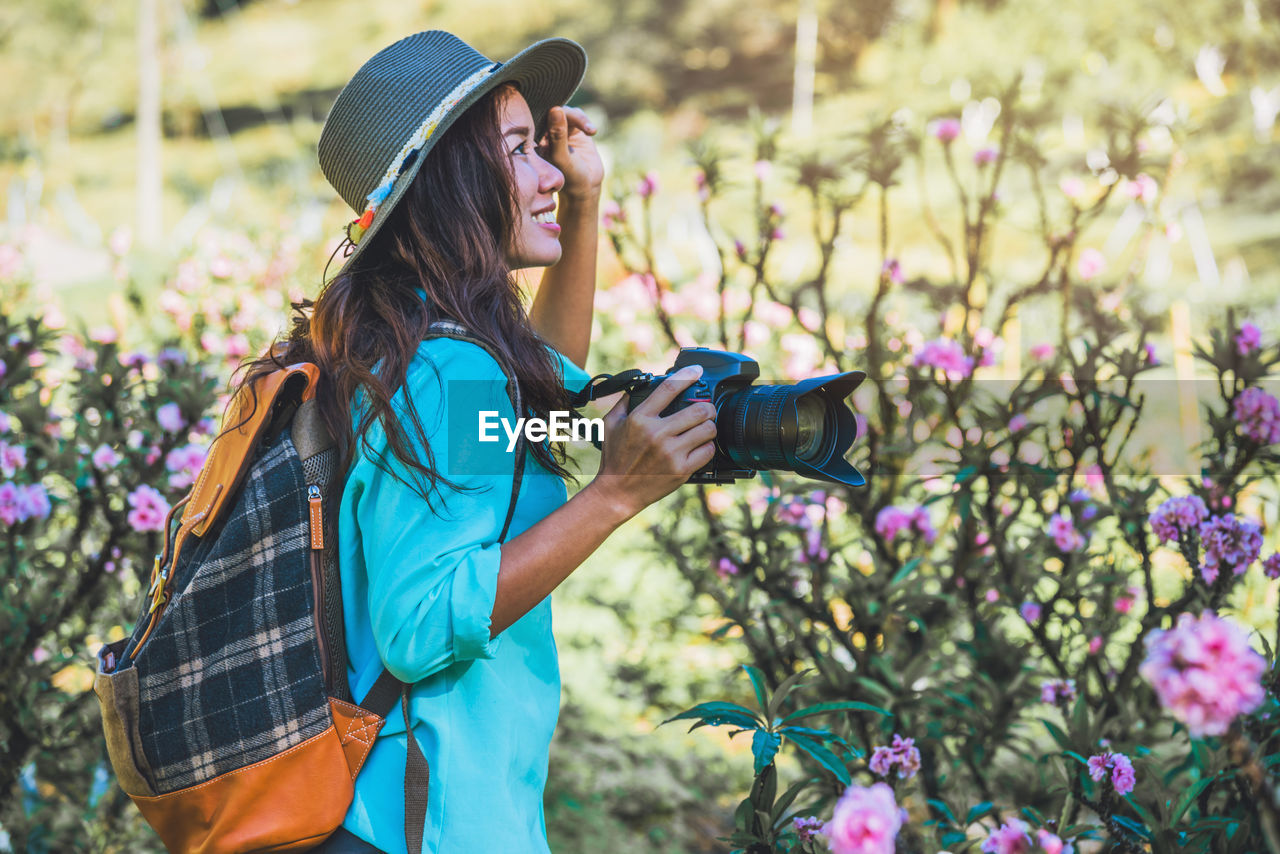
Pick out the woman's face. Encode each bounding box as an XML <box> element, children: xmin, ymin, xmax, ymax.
<box><xmin>498</xmin><ymin>88</ymin><xmax>565</xmax><ymax>269</ymax></box>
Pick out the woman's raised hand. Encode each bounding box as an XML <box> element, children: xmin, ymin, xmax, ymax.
<box><xmin>538</xmin><ymin>105</ymin><xmax>603</xmax><ymax>202</ymax></box>
<box><xmin>586</xmin><ymin>365</ymin><xmax>718</xmax><ymax>522</ymax></box>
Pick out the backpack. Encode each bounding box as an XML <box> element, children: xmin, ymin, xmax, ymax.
<box><xmin>94</xmin><ymin>321</ymin><xmax>526</xmax><ymax>854</ymax></box>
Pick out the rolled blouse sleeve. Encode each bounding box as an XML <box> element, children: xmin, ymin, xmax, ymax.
<box><xmin>346</xmin><ymin>339</ymin><xmax>523</xmax><ymax>684</ymax></box>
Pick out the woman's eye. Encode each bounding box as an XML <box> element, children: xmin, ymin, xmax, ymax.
<box><xmin>512</xmin><ymin>141</ymin><xmax>529</xmax><ymax>156</ymax></box>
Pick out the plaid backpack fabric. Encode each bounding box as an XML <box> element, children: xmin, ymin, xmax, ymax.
<box><xmin>94</xmin><ymin>322</ymin><xmax>526</xmax><ymax>854</ymax></box>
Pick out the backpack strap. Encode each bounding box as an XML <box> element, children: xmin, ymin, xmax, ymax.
<box><xmin>356</xmin><ymin>319</ymin><xmax>526</xmax><ymax>854</ymax></box>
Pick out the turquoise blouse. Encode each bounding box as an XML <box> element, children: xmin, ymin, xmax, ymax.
<box><xmin>338</xmin><ymin>336</ymin><xmax>591</xmax><ymax>854</ymax></box>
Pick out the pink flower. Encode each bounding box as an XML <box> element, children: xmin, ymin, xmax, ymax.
<box><xmin>716</xmin><ymin>557</ymin><xmax>741</xmax><ymax>579</ymax></box>
<box><xmin>1143</xmin><ymin>342</ymin><xmax>1159</xmax><ymax>365</ymax></box>
<box><xmin>1111</xmin><ymin>588</ymin><xmax>1141</xmax><ymax>614</ymax></box>
<box><xmin>1087</xmin><ymin>752</ymin><xmax>1136</xmax><ymax>795</ymax></box>
<box><xmin>0</xmin><ymin>442</ymin><xmax>27</xmax><ymax>478</ymax></box>
<box><xmin>1059</xmin><ymin>176</ymin><xmax>1085</xmax><ymax>199</ymax></box>
<box><xmin>1088</xmin><ymin>635</ymin><xmax>1104</xmax><ymax>655</ymax></box>
<box><xmin>1008</xmin><ymin>413</ymin><xmax>1029</xmax><ymax>432</ymax></box>
<box><xmin>1020</xmin><ymin>601</ymin><xmax>1043</xmax><ymax>624</ymax></box>
<box><xmin>1123</xmin><ymin>173</ymin><xmax>1158</xmax><ymax>204</ymax></box>
<box><xmin>868</xmin><ymin>734</ymin><xmax>921</xmax><ymax>779</ymax></box>
<box><xmin>1263</xmin><ymin>554</ymin><xmax>1280</xmax><ymax>579</ymax></box>
<box><xmin>601</xmin><ymin>199</ymin><xmax>625</xmax><ymax>230</ymax></box>
<box><xmin>1030</xmin><ymin>343</ymin><xmax>1055</xmax><ymax>361</ymax></box>
<box><xmin>17</xmin><ymin>483</ymin><xmax>50</xmax><ymax>521</ymax></box>
<box><xmin>1235</xmin><ymin>322</ymin><xmax>1261</xmax><ymax>356</ymax></box>
<box><xmin>1047</xmin><ymin>513</ymin><xmax>1087</xmax><ymax>553</ymax></box>
<box><xmin>881</xmin><ymin>258</ymin><xmax>904</xmax><ymax>284</ymax></box>
<box><xmin>875</xmin><ymin>505</ymin><xmax>935</xmax><ymax>544</ymax></box>
<box><xmin>824</xmin><ymin>783</ymin><xmax>906</xmax><ymax>854</ymax></box>
<box><xmin>1232</xmin><ymin>387</ymin><xmax>1280</xmax><ymax>445</ymax></box>
<box><xmin>92</xmin><ymin>445</ymin><xmax>122</xmax><ymax>471</ymax></box>
<box><xmin>1197</xmin><ymin>514</ymin><xmax>1263</xmax><ymax>584</ymax></box>
<box><xmin>985</xmin><ymin>589</ymin><xmax>1000</xmax><ymax>603</ymax></box>
<box><xmin>156</xmin><ymin>402</ymin><xmax>186</xmax><ymax>434</ymax></box>
<box><xmin>1041</xmin><ymin>678</ymin><xmax>1077</xmax><ymax>706</ymax></box>
<box><xmin>914</xmin><ymin>338</ymin><xmax>974</xmax><ymax>380</ymax></box>
<box><xmin>89</xmin><ymin>326</ymin><xmax>118</xmax><ymax>345</ymax></box>
<box><xmin>932</xmin><ymin>118</ymin><xmax>961</xmax><ymax>144</ymax></box>
<box><xmin>1076</xmin><ymin>248</ymin><xmax>1106</xmax><ymax>281</ymax></box>
<box><xmin>0</xmin><ymin>482</ymin><xmax>19</xmax><ymax>526</ymax></box>
<box><xmin>868</xmin><ymin>746</ymin><xmax>895</xmax><ymax>776</ymax></box>
<box><xmin>1149</xmin><ymin>495</ymin><xmax>1208</xmax><ymax>543</ymax></box>
<box><xmin>636</xmin><ymin>172</ymin><xmax>660</xmax><ymax>198</ymax></box>
<box><xmin>0</xmin><ymin>411</ymin><xmax>10</xmax><ymax>433</ymax></box>
<box><xmin>974</xmin><ymin>147</ymin><xmax>999</xmax><ymax>166</ymax></box>
<box><xmin>777</xmin><ymin>496</ymin><xmax>809</xmax><ymax>527</ymax></box>
<box><xmin>1036</xmin><ymin>829</ymin><xmax>1072</xmax><ymax>854</ymax></box>
<box><xmin>119</xmin><ymin>350</ymin><xmax>149</xmax><ymax>370</ymax></box>
<box><xmin>793</xmin><ymin>816</ymin><xmax>824</xmax><ymax>842</ymax></box>
<box><xmin>165</xmin><ymin>443</ymin><xmax>208</xmax><ymax>491</ymax></box>
<box><xmin>127</xmin><ymin>484</ymin><xmax>171</xmax><ymax>533</ymax></box>
<box><xmin>753</xmin><ymin>160</ymin><xmax>773</xmax><ymax>182</ymax></box>
<box><xmin>1</xmin><ymin>481</ymin><xmax>50</xmax><ymax>525</ymax></box>
<box><xmin>1140</xmin><ymin>610</ymin><xmax>1267</xmax><ymax>737</ymax></box>
<box><xmin>981</xmin><ymin>818</ymin><xmax>1032</xmax><ymax>854</ymax></box>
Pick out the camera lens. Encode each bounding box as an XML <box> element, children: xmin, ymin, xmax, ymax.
<box><xmin>712</xmin><ymin>371</ymin><xmax>865</xmax><ymax>487</ymax></box>
<box><xmin>794</xmin><ymin>396</ymin><xmax>827</xmax><ymax>462</ymax></box>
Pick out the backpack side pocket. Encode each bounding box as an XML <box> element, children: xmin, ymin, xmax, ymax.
<box><xmin>94</xmin><ymin>646</ymin><xmax>157</xmax><ymax>798</ymax></box>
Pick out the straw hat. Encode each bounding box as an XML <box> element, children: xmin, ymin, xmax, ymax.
<box><xmin>318</xmin><ymin>31</ymin><xmax>587</xmax><ymax>276</ymax></box>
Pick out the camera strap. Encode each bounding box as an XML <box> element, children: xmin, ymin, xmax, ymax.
<box><xmin>565</xmin><ymin>369</ymin><xmax>650</xmax><ymax>408</ymax></box>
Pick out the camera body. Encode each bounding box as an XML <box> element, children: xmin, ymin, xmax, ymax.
<box><xmin>625</xmin><ymin>347</ymin><xmax>866</xmax><ymax>486</ymax></box>
<box><xmin>627</xmin><ymin>349</ymin><xmax>761</xmax><ymax>484</ymax></box>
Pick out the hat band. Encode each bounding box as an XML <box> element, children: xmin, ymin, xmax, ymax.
<box><xmin>348</xmin><ymin>61</ymin><xmax>502</xmax><ymax>244</ymax></box>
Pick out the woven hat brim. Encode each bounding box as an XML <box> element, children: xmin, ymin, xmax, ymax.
<box><xmin>332</xmin><ymin>37</ymin><xmax>587</xmax><ymax>280</ymax></box>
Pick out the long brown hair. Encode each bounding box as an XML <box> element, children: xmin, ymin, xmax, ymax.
<box><xmin>239</xmin><ymin>83</ymin><xmax>575</xmax><ymax>502</ymax></box>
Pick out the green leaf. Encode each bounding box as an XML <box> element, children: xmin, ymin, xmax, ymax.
<box><xmin>752</xmin><ymin>730</ymin><xmax>782</xmax><ymax>776</ymax></box>
<box><xmin>779</xmin><ymin>701</ymin><xmax>890</xmax><ymax>725</ymax></box>
<box><xmin>743</xmin><ymin>665</ymin><xmax>770</xmax><ymax>714</ymax></box>
<box><xmin>1111</xmin><ymin>815</ymin><xmax>1151</xmax><ymax>841</ymax></box>
<box><xmin>965</xmin><ymin>802</ymin><xmax>994</xmax><ymax>825</ymax></box>
<box><xmin>767</xmin><ymin>669</ymin><xmax>811</xmax><ymax>721</ymax></box>
<box><xmin>927</xmin><ymin>800</ymin><xmax>959</xmax><ymax>826</ymax></box>
<box><xmin>1169</xmin><ymin>778</ymin><xmax>1213</xmax><ymax>823</ymax></box>
<box><xmin>770</xmin><ymin>777</ymin><xmax>817</xmax><ymax>824</ymax></box>
<box><xmin>1123</xmin><ymin>795</ymin><xmax>1158</xmax><ymax>829</ymax></box>
<box><xmin>787</xmin><ymin>733</ymin><xmax>851</xmax><ymax>786</ymax></box>
<box><xmin>662</xmin><ymin>701</ymin><xmax>762</xmax><ymax>733</ymax></box>
<box><xmin>890</xmin><ymin>557</ymin><xmax>922</xmax><ymax>586</ymax></box>
<box><xmin>1041</xmin><ymin>719</ymin><xmax>1071</xmax><ymax>750</ymax></box>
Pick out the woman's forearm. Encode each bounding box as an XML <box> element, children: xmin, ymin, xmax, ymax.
<box><xmin>528</xmin><ymin>191</ymin><xmax>600</xmax><ymax>368</ymax></box>
<box><xmin>489</xmin><ymin>479</ymin><xmax>631</xmax><ymax>637</ymax></box>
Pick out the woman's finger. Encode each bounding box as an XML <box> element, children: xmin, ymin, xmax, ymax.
<box><xmin>560</xmin><ymin>106</ymin><xmax>597</xmax><ymax>135</ymax></box>
<box><xmin>543</xmin><ymin>106</ymin><xmax>570</xmax><ymax>160</ymax></box>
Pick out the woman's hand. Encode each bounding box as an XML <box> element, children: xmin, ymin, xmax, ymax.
<box><xmin>587</xmin><ymin>366</ymin><xmax>718</xmax><ymax>522</ymax></box>
<box><xmin>538</xmin><ymin>105</ymin><xmax>603</xmax><ymax>203</ymax></box>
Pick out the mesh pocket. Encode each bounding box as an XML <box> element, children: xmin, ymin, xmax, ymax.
<box><xmin>300</xmin><ymin>446</ymin><xmax>352</xmax><ymax>702</ymax></box>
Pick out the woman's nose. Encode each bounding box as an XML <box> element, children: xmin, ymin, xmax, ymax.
<box><xmin>535</xmin><ymin>153</ymin><xmax>564</xmax><ymax>195</ymax></box>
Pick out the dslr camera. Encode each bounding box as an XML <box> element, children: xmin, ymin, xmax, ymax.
<box><xmin>605</xmin><ymin>348</ymin><xmax>866</xmax><ymax>486</ymax></box>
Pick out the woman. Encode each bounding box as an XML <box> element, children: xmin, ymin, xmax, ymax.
<box><xmin>265</xmin><ymin>31</ymin><xmax>717</xmax><ymax>854</ymax></box>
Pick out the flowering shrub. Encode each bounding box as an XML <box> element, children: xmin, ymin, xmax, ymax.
<box><xmin>0</xmin><ymin>283</ymin><xmax>235</xmax><ymax>850</ymax></box>
<box><xmin>601</xmin><ymin>84</ymin><xmax>1280</xmax><ymax>853</ymax></box>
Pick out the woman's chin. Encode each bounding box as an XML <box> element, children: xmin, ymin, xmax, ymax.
<box><xmin>508</xmin><ymin>248</ymin><xmax>563</xmax><ymax>270</ymax></box>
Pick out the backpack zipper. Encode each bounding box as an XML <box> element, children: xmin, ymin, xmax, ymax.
<box><xmin>307</xmin><ymin>484</ymin><xmax>332</xmax><ymax>689</ymax></box>
<box><xmin>308</xmin><ymin>485</ymin><xmax>324</xmax><ymax>550</ymax></box>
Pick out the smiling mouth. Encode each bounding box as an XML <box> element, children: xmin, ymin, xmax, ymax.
<box><xmin>533</xmin><ymin>210</ymin><xmax>556</xmax><ymax>224</ymax></box>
